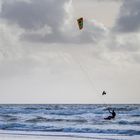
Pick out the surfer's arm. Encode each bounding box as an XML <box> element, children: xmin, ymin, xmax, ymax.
<box><xmin>108</xmin><ymin>109</ymin><xmax>112</xmax><ymax>113</ymax></box>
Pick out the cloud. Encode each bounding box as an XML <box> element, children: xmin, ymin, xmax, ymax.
<box><xmin>106</xmin><ymin>33</ymin><xmax>140</xmax><ymax>52</ymax></box>
<box><xmin>0</xmin><ymin>0</ymin><xmax>67</xmax><ymax>31</ymax></box>
<box><xmin>0</xmin><ymin>22</ymin><xmax>38</xmax><ymax>78</ymax></box>
<box><xmin>104</xmin><ymin>0</ymin><xmax>140</xmax><ymax>59</ymax></box>
<box><xmin>0</xmin><ymin>23</ymin><xmax>22</xmax><ymax>60</ymax></box>
<box><xmin>114</xmin><ymin>0</ymin><xmax>140</xmax><ymax>33</ymax></box>
<box><xmin>21</xmin><ymin>20</ymin><xmax>108</xmax><ymax>44</ymax></box>
<box><xmin>0</xmin><ymin>0</ymin><xmax>108</xmax><ymax>44</ymax></box>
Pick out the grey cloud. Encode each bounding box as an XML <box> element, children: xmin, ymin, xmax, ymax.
<box><xmin>21</xmin><ymin>20</ymin><xmax>107</xmax><ymax>44</ymax></box>
<box><xmin>107</xmin><ymin>34</ymin><xmax>140</xmax><ymax>52</ymax></box>
<box><xmin>114</xmin><ymin>0</ymin><xmax>140</xmax><ymax>33</ymax></box>
<box><xmin>108</xmin><ymin>0</ymin><xmax>140</xmax><ymax>53</ymax></box>
<box><xmin>0</xmin><ymin>0</ymin><xmax>107</xmax><ymax>44</ymax></box>
<box><xmin>79</xmin><ymin>0</ymin><xmax>122</xmax><ymax>2</ymax></box>
<box><xmin>0</xmin><ymin>0</ymin><xmax>67</xmax><ymax>31</ymax></box>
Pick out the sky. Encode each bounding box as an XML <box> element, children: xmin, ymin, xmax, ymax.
<box><xmin>0</xmin><ymin>0</ymin><xmax>140</xmax><ymax>104</ymax></box>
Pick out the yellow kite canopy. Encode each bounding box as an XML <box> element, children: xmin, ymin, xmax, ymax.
<box><xmin>77</xmin><ymin>17</ymin><xmax>83</xmax><ymax>30</ymax></box>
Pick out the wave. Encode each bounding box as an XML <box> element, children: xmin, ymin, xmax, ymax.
<box><xmin>0</xmin><ymin>104</ymin><xmax>139</xmax><ymax>116</ymax></box>
<box><xmin>0</xmin><ymin>104</ymin><xmax>140</xmax><ymax>137</ymax></box>
<box><xmin>25</xmin><ymin>116</ymin><xmax>87</xmax><ymax>123</ymax></box>
<box><xmin>118</xmin><ymin>120</ymin><xmax>140</xmax><ymax>125</ymax></box>
<box><xmin>62</xmin><ymin>127</ymin><xmax>140</xmax><ymax>136</ymax></box>
<box><xmin>103</xmin><ymin>107</ymin><xmax>139</xmax><ymax>112</ymax></box>
<box><xmin>0</xmin><ymin>124</ymin><xmax>140</xmax><ymax>136</ymax></box>
<box><xmin>0</xmin><ymin>114</ymin><xmax>18</xmax><ymax>122</ymax></box>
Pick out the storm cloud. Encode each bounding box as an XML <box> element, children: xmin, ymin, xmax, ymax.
<box><xmin>114</xmin><ymin>0</ymin><xmax>140</xmax><ymax>33</ymax></box>
<box><xmin>0</xmin><ymin>0</ymin><xmax>107</xmax><ymax>44</ymax></box>
<box><xmin>0</xmin><ymin>0</ymin><xmax>67</xmax><ymax>30</ymax></box>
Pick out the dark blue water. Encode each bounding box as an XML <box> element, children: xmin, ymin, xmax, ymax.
<box><xmin>0</xmin><ymin>104</ymin><xmax>140</xmax><ymax>138</ymax></box>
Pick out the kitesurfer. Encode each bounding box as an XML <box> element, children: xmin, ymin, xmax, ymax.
<box><xmin>104</xmin><ymin>109</ymin><xmax>116</xmax><ymax>120</ymax></box>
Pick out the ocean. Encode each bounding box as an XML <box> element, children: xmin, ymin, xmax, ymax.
<box><xmin>0</xmin><ymin>104</ymin><xmax>140</xmax><ymax>140</ymax></box>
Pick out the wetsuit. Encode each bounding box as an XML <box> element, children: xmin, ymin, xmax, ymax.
<box><xmin>104</xmin><ymin>109</ymin><xmax>116</xmax><ymax>120</ymax></box>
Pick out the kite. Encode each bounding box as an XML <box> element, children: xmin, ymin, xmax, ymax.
<box><xmin>77</xmin><ymin>17</ymin><xmax>83</xmax><ymax>30</ymax></box>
